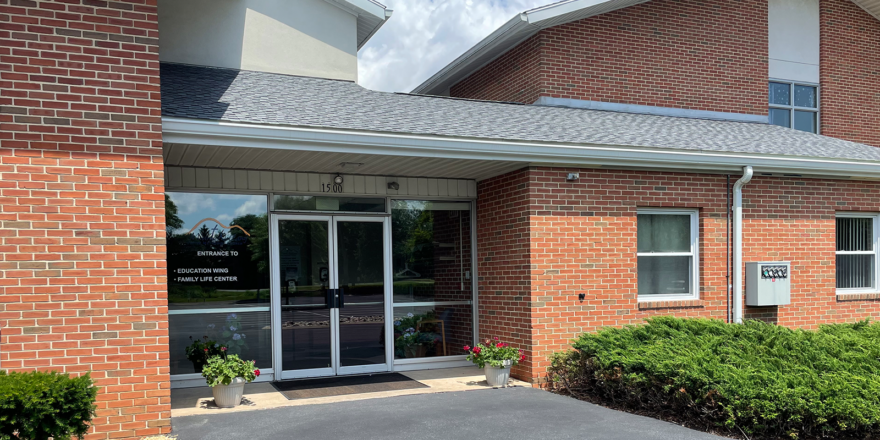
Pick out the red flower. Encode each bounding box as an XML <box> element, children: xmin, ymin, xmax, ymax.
<box><xmin>496</xmin><ymin>342</ymin><xmax>503</xmax><ymax>348</ymax></box>
<box><xmin>254</xmin><ymin>369</ymin><xmax>260</xmax><ymax>377</ymax></box>
<box><xmin>494</xmin><ymin>337</ymin><xmax>499</xmax><ymax>341</ymax></box>
<box><xmin>520</xmin><ymin>354</ymin><xmax>526</xmax><ymax>362</ymax></box>
<box><xmin>463</xmin><ymin>345</ymin><xmax>471</xmax><ymax>351</ymax></box>
<box><xmin>473</xmin><ymin>347</ymin><xmax>481</xmax><ymax>354</ymax></box>
<box><xmin>203</xmin><ymin>348</ymin><xmax>208</xmax><ymax>352</ymax></box>
<box><xmin>221</xmin><ymin>347</ymin><xmax>227</xmax><ymax>351</ymax></box>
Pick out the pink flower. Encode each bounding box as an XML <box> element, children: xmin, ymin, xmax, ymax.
<box><xmin>473</xmin><ymin>347</ymin><xmax>481</xmax><ymax>355</ymax></box>
<box><xmin>221</xmin><ymin>347</ymin><xmax>227</xmax><ymax>352</ymax></box>
<box><xmin>254</xmin><ymin>369</ymin><xmax>261</xmax><ymax>377</ymax></box>
<box><xmin>494</xmin><ymin>337</ymin><xmax>499</xmax><ymax>340</ymax></box>
<box><xmin>496</xmin><ymin>342</ymin><xmax>503</xmax><ymax>348</ymax></box>
<box><xmin>463</xmin><ymin>345</ymin><xmax>471</xmax><ymax>351</ymax></box>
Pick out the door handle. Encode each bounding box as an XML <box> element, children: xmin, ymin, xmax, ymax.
<box><xmin>325</xmin><ymin>288</ymin><xmax>345</xmax><ymax>308</ymax></box>
<box><xmin>325</xmin><ymin>288</ymin><xmax>335</xmax><ymax>309</ymax></box>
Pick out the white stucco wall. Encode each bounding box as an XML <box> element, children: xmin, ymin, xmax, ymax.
<box><xmin>768</xmin><ymin>0</ymin><xmax>820</xmax><ymax>83</ymax></box>
<box><xmin>158</xmin><ymin>0</ymin><xmax>358</xmax><ymax>81</ymax></box>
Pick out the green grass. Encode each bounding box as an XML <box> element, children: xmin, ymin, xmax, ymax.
<box><xmin>548</xmin><ymin>317</ymin><xmax>880</xmax><ymax>439</ymax></box>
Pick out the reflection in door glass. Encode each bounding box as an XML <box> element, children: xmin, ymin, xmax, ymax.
<box><xmin>279</xmin><ymin>220</ymin><xmax>332</xmax><ymax>371</ymax></box>
<box><xmin>337</xmin><ymin>221</ymin><xmax>386</xmax><ymax>367</ymax></box>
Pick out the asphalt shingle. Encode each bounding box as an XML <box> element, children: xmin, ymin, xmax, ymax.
<box><xmin>160</xmin><ymin>63</ymin><xmax>880</xmax><ymax>163</ymax></box>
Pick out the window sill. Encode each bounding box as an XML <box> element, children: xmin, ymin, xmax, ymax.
<box><xmin>638</xmin><ymin>299</ymin><xmax>704</xmax><ymax>310</ymax></box>
<box><xmin>836</xmin><ymin>292</ymin><xmax>880</xmax><ymax>301</ymax></box>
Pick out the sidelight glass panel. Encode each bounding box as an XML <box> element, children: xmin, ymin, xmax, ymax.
<box><xmin>638</xmin><ymin>256</ymin><xmax>693</xmax><ymax>295</ymax></box>
<box><xmin>637</xmin><ymin>214</ymin><xmax>691</xmax><ymax>253</ymax></box>
<box><xmin>169</xmin><ymin>311</ymin><xmax>271</xmax><ymax>375</ymax></box>
<box><xmin>337</xmin><ymin>221</ymin><xmax>386</xmax><ymax>367</ymax></box>
<box><xmin>391</xmin><ymin>201</ymin><xmax>473</xmax><ymax>303</ymax></box>
<box><xmin>166</xmin><ymin>193</ymin><xmax>269</xmax><ymax>310</ymax></box>
<box><xmin>392</xmin><ymin>304</ymin><xmax>473</xmax><ymax>360</ymax></box>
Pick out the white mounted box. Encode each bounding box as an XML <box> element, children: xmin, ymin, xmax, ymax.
<box><xmin>745</xmin><ymin>262</ymin><xmax>791</xmax><ymax>306</ymax></box>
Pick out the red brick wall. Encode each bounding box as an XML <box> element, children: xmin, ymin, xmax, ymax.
<box><xmin>479</xmin><ymin>167</ymin><xmax>880</xmax><ymax>383</ymax></box>
<box><xmin>476</xmin><ymin>169</ymin><xmax>533</xmax><ymax>379</ymax></box>
<box><xmin>449</xmin><ymin>33</ymin><xmax>545</xmax><ymax>104</ymax></box>
<box><xmin>819</xmin><ymin>0</ymin><xmax>880</xmax><ymax>147</ymax></box>
<box><xmin>452</xmin><ymin>0</ymin><xmax>769</xmax><ymax>116</ymax></box>
<box><xmin>0</xmin><ymin>1</ymin><xmax>168</xmax><ymax>439</ymax></box>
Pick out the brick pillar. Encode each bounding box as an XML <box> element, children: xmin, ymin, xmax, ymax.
<box><xmin>0</xmin><ymin>1</ymin><xmax>168</xmax><ymax>439</ymax></box>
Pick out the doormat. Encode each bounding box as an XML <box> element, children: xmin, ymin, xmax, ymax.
<box><xmin>271</xmin><ymin>373</ymin><xmax>428</xmax><ymax>400</ymax></box>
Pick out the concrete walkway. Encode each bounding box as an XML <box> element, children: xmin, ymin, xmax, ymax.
<box><xmin>171</xmin><ymin>387</ymin><xmax>726</xmax><ymax>440</ymax></box>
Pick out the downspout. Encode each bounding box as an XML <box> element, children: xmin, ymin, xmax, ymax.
<box><xmin>732</xmin><ymin>166</ymin><xmax>753</xmax><ymax>324</ymax></box>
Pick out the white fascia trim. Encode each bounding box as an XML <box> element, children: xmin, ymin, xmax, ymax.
<box><xmin>535</xmin><ymin>97</ymin><xmax>769</xmax><ymax>124</ymax></box>
<box><xmin>411</xmin><ymin>0</ymin><xmax>650</xmax><ymax>95</ymax></box>
<box><xmin>339</xmin><ymin>0</ymin><xmax>387</xmax><ymax>19</ymax></box>
<box><xmin>161</xmin><ymin>117</ymin><xmax>880</xmax><ymax>180</ymax></box>
<box><xmin>411</xmin><ymin>14</ymin><xmax>531</xmax><ymax>95</ymax></box>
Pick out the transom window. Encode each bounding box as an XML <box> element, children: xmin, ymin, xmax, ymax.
<box><xmin>836</xmin><ymin>214</ymin><xmax>880</xmax><ymax>292</ymax></box>
<box><xmin>636</xmin><ymin>209</ymin><xmax>699</xmax><ymax>300</ymax></box>
<box><xmin>769</xmin><ymin>81</ymin><xmax>819</xmax><ymax>133</ymax></box>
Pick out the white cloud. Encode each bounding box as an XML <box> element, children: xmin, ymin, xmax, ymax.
<box><xmin>234</xmin><ymin>196</ymin><xmax>266</xmax><ymax>217</ymax></box>
<box><xmin>358</xmin><ymin>0</ymin><xmax>549</xmax><ymax>93</ymax></box>
<box><xmin>170</xmin><ymin>193</ymin><xmax>216</xmax><ymax>215</ymax></box>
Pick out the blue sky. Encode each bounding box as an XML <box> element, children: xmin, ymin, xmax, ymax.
<box><xmin>167</xmin><ymin>193</ymin><xmax>267</xmax><ymax>233</ymax></box>
<box><xmin>358</xmin><ymin>0</ymin><xmax>549</xmax><ymax>93</ymax></box>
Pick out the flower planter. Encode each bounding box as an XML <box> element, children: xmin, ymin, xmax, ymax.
<box><xmin>212</xmin><ymin>377</ymin><xmax>246</xmax><ymax>408</ymax></box>
<box><xmin>484</xmin><ymin>361</ymin><xmax>512</xmax><ymax>388</ymax></box>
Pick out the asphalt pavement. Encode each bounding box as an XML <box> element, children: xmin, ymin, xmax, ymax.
<box><xmin>171</xmin><ymin>387</ymin><xmax>725</xmax><ymax>440</ymax></box>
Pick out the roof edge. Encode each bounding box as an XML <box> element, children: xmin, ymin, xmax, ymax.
<box><xmin>411</xmin><ymin>0</ymin><xmax>649</xmax><ymax>95</ymax></box>
<box><xmin>324</xmin><ymin>0</ymin><xmax>393</xmax><ymax>49</ymax></box>
<box><xmin>161</xmin><ymin>116</ymin><xmax>880</xmax><ymax>181</ymax></box>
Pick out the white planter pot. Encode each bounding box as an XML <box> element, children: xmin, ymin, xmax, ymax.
<box><xmin>212</xmin><ymin>377</ymin><xmax>246</xmax><ymax>408</ymax></box>
<box><xmin>484</xmin><ymin>362</ymin><xmax>512</xmax><ymax>388</ymax></box>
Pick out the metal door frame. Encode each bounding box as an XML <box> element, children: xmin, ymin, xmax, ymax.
<box><xmin>270</xmin><ymin>214</ymin><xmax>392</xmax><ymax>380</ymax></box>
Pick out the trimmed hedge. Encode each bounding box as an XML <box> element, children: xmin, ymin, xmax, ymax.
<box><xmin>0</xmin><ymin>371</ymin><xmax>98</xmax><ymax>440</ymax></box>
<box><xmin>548</xmin><ymin>317</ymin><xmax>880</xmax><ymax>439</ymax></box>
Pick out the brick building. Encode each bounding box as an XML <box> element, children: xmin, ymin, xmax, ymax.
<box><xmin>2</xmin><ymin>0</ymin><xmax>880</xmax><ymax>438</ymax></box>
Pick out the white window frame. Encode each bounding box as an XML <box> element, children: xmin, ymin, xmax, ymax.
<box><xmin>835</xmin><ymin>212</ymin><xmax>880</xmax><ymax>295</ymax></box>
<box><xmin>769</xmin><ymin>79</ymin><xmax>820</xmax><ymax>134</ymax></box>
<box><xmin>636</xmin><ymin>208</ymin><xmax>700</xmax><ymax>302</ymax></box>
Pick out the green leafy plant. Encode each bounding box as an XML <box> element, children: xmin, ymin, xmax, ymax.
<box><xmin>184</xmin><ymin>336</ymin><xmax>227</xmax><ymax>372</ymax></box>
<box><xmin>0</xmin><ymin>371</ymin><xmax>98</xmax><ymax>440</ymax></box>
<box><xmin>464</xmin><ymin>337</ymin><xmax>525</xmax><ymax>368</ymax></box>
<box><xmin>201</xmin><ymin>352</ymin><xmax>259</xmax><ymax>387</ymax></box>
<box><xmin>547</xmin><ymin>317</ymin><xmax>880</xmax><ymax>440</ymax></box>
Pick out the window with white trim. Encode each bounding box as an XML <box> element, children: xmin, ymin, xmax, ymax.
<box><xmin>836</xmin><ymin>214</ymin><xmax>879</xmax><ymax>292</ymax></box>
<box><xmin>769</xmin><ymin>81</ymin><xmax>819</xmax><ymax>133</ymax></box>
<box><xmin>637</xmin><ymin>209</ymin><xmax>699</xmax><ymax>300</ymax></box>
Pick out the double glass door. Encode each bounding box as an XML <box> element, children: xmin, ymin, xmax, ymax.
<box><xmin>272</xmin><ymin>215</ymin><xmax>390</xmax><ymax>379</ymax></box>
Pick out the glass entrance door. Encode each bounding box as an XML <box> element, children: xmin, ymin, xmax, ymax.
<box><xmin>271</xmin><ymin>215</ymin><xmax>390</xmax><ymax>379</ymax></box>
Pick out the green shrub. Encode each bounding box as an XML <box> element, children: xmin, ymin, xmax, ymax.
<box><xmin>547</xmin><ymin>317</ymin><xmax>880</xmax><ymax>439</ymax></box>
<box><xmin>0</xmin><ymin>371</ymin><xmax>98</xmax><ymax>440</ymax></box>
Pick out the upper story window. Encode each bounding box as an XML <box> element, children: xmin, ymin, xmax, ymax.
<box><xmin>637</xmin><ymin>209</ymin><xmax>699</xmax><ymax>301</ymax></box>
<box><xmin>769</xmin><ymin>81</ymin><xmax>819</xmax><ymax>133</ymax></box>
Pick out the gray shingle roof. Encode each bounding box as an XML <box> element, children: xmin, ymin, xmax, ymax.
<box><xmin>160</xmin><ymin>63</ymin><xmax>880</xmax><ymax>163</ymax></box>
